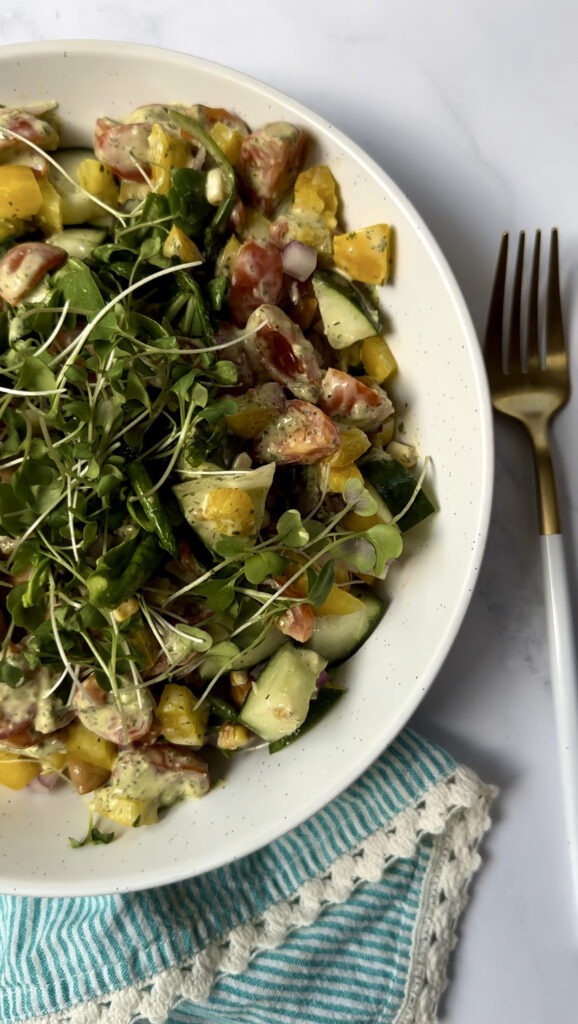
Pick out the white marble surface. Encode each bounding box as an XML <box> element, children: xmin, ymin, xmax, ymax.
<box><xmin>1</xmin><ymin>1</ymin><xmax>578</xmax><ymax>1021</ymax></box>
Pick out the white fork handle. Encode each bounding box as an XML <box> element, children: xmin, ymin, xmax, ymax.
<box><xmin>542</xmin><ymin>533</ymin><xmax>578</xmax><ymax>920</ymax></box>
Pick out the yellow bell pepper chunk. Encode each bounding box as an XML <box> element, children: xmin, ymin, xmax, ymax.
<box><xmin>315</xmin><ymin>585</ymin><xmax>366</xmax><ymax>617</ymax></box>
<box><xmin>157</xmin><ymin>683</ymin><xmax>209</xmax><ymax>747</ymax></box>
<box><xmin>210</xmin><ymin>121</ymin><xmax>245</xmax><ymax>166</ymax></box>
<box><xmin>241</xmin><ymin>207</ymin><xmax>272</xmax><ymax>242</ymax></box>
<box><xmin>226</xmin><ymin>404</ymin><xmax>276</xmax><ymax>439</ymax></box>
<box><xmin>0</xmin><ymin>165</ymin><xmax>43</xmax><ymax>220</ymax></box>
<box><xmin>201</xmin><ymin>487</ymin><xmax>256</xmax><ymax>536</ymax></box>
<box><xmin>216</xmin><ymin>234</ymin><xmax>241</xmax><ymax>277</ymax></box>
<box><xmin>371</xmin><ymin>418</ymin><xmax>396</xmax><ymax>448</ymax></box>
<box><xmin>293</xmin><ymin>165</ymin><xmax>338</xmax><ymax>229</ymax></box>
<box><xmin>36</xmin><ymin>176</ymin><xmax>63</xmax><ymax>235</ymax></box>
<box><xmin>65</xmin><ymin>720</ymin><xmax>117</xmax><ymax>771</ymax></box>
<box><xmin>148</xmin><ymin>123</ymin><xmax>189</xmax><ymax>195</ymax></box>
<box><xmin>162</xmin><ymin>225</ymin><xmax>203</xmax><ymax>263</ymax></box>
<box><xmin>333</xmin><ymin>224</ymin><xmax>392</xmax><ymax>285</ymax></box>
<box><xmin>325</xmin><ymin>463</ymin><xmax>363</xmax><ymax>494</ymax></box>
<box><xmin>0</xmin><ymin>217</ymin><xmax>26</xmax><ymax>241</ymax></box>
<box><xmin>0</xmin><ymin>750</ymin><xmax>40</xmax><ymax>790</ymax></box>
<box><xmin>361</xmin><ymin>336</ymin><xmax>397</xmax><ymax>383</ymax></box>
<box><xmin>91</xmin><ymin>790</ymin><xmax>158</xmax><ymax>827</ymax></box>
<box><xmin>324</xmin><ymin>427</ymin><xmax>371</xmax><ymax>469</ymax></box>
<box><xmin>342</xmin><ymin>510</ymin><xmax>384</xmax><ymax>533</ymax></box>
<box><xmin>76</xmin><ymin>159</ymin><xmax>119</xmax><ymax>207</ymax></box>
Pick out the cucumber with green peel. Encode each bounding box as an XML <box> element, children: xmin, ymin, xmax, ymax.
<box><xmin>238</xmin><ymin>642</ymin><xmax>327</xmax><ymax>742</ymax></box>
<box><xmin>306</xmin><ymin>590</ymin><xmax>384</xmax><ymax>664</ymax></box>
<box><xmin>312</xmin><ymin>269</ymin><xmax>380</xmax><ymax>349</ymax></box>
<box><xmin>362</xmin><ymin>451</ymin><xmax>436</xmax><ymax>532</ymax></box>
<box><xmin>198</xmin><ymin>623</ymin><xmax>286</xmax><ymax>680</ymax></box>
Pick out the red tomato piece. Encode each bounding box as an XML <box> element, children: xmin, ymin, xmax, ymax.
<box><xmin>0</xmin><ymin>242</ymin><xmax>67</xmax><ymax>306</ymax></box>
<box><xmin>0</xmin><ymin>680</ymin><xmax>37</xmax><ymax>739</ymax></box>
<box><xmin>245</xmin><ymin>304</ymin><xmax>323</xmax><ymax>402</ymax></box>
<box><xmin>0</xmin><ymin>109</ymin><xmax>59</xmax><ymax>153</ymax></box>
<box><xmin>238</xmin><ymin>122</ymin><xmax>308</xmax><ymax>215</ymax></box>
<box><xmin>94</xmin><ymin>117</ymin><xmax>152</xmax><ymax>181</ymax></box>
<box><xmin>318</xmin><ymin>368</ymin><xmax>394</xmax><ymax>432</ymax></box>
<box><xmin>254</xmin><ymin>399</ymin><xmax>340</xmax><ymax>465</ymax></box>
<box><xmin>228</xmin><ymin>240</ymin><xmax>284</xmax><ymax>327</ymax></box>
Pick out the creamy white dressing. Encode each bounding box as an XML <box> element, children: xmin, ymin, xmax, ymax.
<box><xmin>93</xmin><ymin>749</ymin><xmax>208</xmax><ymax>811</ymax></box>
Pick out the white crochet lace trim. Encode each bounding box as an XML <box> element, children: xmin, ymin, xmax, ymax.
<box><xmin>25</xmin><ymin>765</ymin><xmax>497</xmax><ymax>1024</ymax></box>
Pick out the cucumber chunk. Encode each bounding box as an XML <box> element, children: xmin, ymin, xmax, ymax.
<box><xmin>306</xmin><ymin>590</ymin><xmax>384</xmax><ymax>664</ymax></box>
<box><xmin>362</xmin><ymin>452</ymin><xmax>436</xmax><ymax>532</ymax></box>
<box><xmin>198</xmin><ymin>623</ymin><xmax>285</xmax><ymax>680</ymax></box>
<box><xmin>312</xmin><ymin>269</ymin><xmax>380</xmax><ymax>349</ymax></box>
<box><xmin>238</xmin><ymin>642</ymin><xmax>327</xmax><ymax>742</ymax></box>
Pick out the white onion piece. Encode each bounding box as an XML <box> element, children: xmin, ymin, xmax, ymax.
<box><xmin>281</xmin><ymin>241</ymin><xmax>317</xmax><ymax>281</ymax></box>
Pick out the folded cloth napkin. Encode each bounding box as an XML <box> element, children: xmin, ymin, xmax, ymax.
<box><xmin>0</xmin><ymin>729</ymin><xmax>496</xmax><ymax>1024</ymax></box>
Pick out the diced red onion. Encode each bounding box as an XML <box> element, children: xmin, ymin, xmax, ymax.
<box><xmin>281</xmin><ymin>241</ymin><xmax>317</xmax><ymax>282</ymax></box>
<box><xmin>28</xmin><ymin>772</ymin><xmax>59</xmax><ymax>793</ymax></box>
<box><xmin>316</xmin><ymin>670</ymin><xmax>330</xmax><ymax>689</ymax></box>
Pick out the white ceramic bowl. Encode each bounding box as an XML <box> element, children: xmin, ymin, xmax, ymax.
<box><xmin>0</xmin><ymin>39</ymin><xmax>493</xmax><ymax>896</ymax></box>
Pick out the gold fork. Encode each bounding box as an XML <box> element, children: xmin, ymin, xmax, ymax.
<box><xmin>485</xmin><ymin>228</ymin><xmax>578</xmax><ymax>915</ymax></box>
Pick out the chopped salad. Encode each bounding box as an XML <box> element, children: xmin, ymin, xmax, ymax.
<box><xmin>0</xmin><ymin>100</ymin><xmax>435</xmax><ymax>839</ymax></box>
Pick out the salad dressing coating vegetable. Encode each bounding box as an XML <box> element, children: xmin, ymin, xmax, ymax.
<box><xmin>0</xmin><ymin>99</ymin><xmax>436</xmax><ymax>837</ymax></box>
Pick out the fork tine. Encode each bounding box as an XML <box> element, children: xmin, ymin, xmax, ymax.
<box><xmin>484</xmin><ymin>231</ymin><xmax>508</xmax><ymax>379</ymax></box>
<box><xmin>526</xmin><ymin>229</ymin><xmax>541</xmax><ymax>371</ymax></box>
<box><xmin>546</xmin><ymin>227</ymin><xmax>566</xmax><ymax>365</ymax></box>
<box><xmin>508</xmin><ymin>230</ymin><xmax>525</xmax><ymax>374</ymax></box>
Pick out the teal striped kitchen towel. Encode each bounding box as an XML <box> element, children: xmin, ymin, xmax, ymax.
<box><xmin>0</xmin><ymin>729</ymin><xmax>496</xmax><ymax>1024</ymax></box>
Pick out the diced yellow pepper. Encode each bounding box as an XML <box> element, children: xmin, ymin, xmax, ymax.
<box><xmin>0</xmin><ymin>750</ymin><xmax>40</xmax><ymax>790</ymax></box>
<box><xmin>118</xmin><ymin>180</ymin><xmax>150</xmax><ymax>205</ymax></box>
<box><xmin>65</xmin><ymin>720</ymin><xmax>117</xmax><ymax>771</ymax></box>
<box><xmin>149</xmin><ymin>123</ymin><xmax>189</xmax><ymax>195</ymax></box>
<box><xmin>76</xmin><ymin>158</ymin><xmax>119</xmax><ymax>207</ymax></box>
<box><xmin>314</xmin><ymin>585</ymin><xmax>366</xmax><ymax>617</ymax></box>
<box><xmin>0</xmin><ymin>217</ymin><xmax>26</xmax><ymax>241</ymax></box>
<box><xmin>216</xmin><ymin>234</ymin><xmax>241</xmax><ymax>276</ymax></box>
<box><xmin>157</xmin><ymin>683</ymin><xmax>209</xmax><ymax>747</ymax></box>
<box><xmin>162</xmin><ymin>225</ymin><xmax>203</xmax><ymax>263</ymax></box>
<box><xmin>0</xmin><ymin>165</ymin><xmax>43</xmax><ymax>219</ymax></box>
<box><xmin>210</xmin><ymin>121</ymin><xmax>245</xmax><ymax>166</ymax></box>
<box><xmin>216</xmin><ymin>722</ymin><xmax>252</xmax><ymax>750</ymax></box>
<box><xmin>276</xmin><ymin>209</ymin><xmax>333</xmax><ymax>254</ymax></box>
<box><xmin>36</xmin><ymin>176</ymin><xmax>63</xmax><ymax>235</ymax></box>
<box><xmin>361</xmin><ymin>336</ymin><xmax>397</xmax><ymax>383</ymax></box>
<box><xmin>201</xmin><ymin>487</ymin><xmax>256</xmax><ymax>536</ymax></box>
<box><xmin>333</xmin><ymin>224</ymin><xmax>392</xmax><ymax>285</ymax></box>
<box><xmin>293</xmin><ymin>165</ymin><xmax>339</xmax><ymax>229</ymax></box>
<box><xmin>326</xmin><ymin>463</ymin><xmax>363</xmax><ymax>494</ymax></box>
<box><xmin>324</xmin><ymin>427</ymin><xmax>371</xmax><ymax>468</ymax></box>
<box><xmin>241</xmin><ymin>207</ymin><xmax>272</xmax><ymax>242</ymax></box>
<box><xmin>43</xmin><ymin>750</ymin><xmax>67</xmax><ymax>772</ymax></box>
<box><xmin>372</xmin><ymin>418</ymin><xmax>396</xmax><ymax>448</ymax></box>
<box><xmin>226</xmin><ymin>404</ymin><xmax>275</xmax><ymax>439</ymax></box>
<box><xmin>91</xmin><ymin>790</ymin><xmax>158</xmax><ymax>827</ymax></box>
<box><xmin>342</xmin><ymin>510</ymin><xmax>384</xmax><ymax>532</ymax></box>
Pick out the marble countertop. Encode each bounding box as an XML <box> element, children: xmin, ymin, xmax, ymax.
<box><xmin>1</xmin><ymin>1</ymin><xmax>578</xmax><ymax>1020</ymax></box>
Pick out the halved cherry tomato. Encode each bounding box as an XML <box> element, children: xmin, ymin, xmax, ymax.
<box><xmin>94</xmin><ymin>118</ymin><xmax>152</xmax><ymax>182</ymax></box>
<box><xmin>245</xmin><ymin>304</ymin><xmax>322</xmax><ymax>401</ymax></box>
<box><xmin>238</xmin><ymin>122</ymin><xmax>308</xmax><ymax>215</ymax></box>
<box><xmin>0</xmin><ymin>241</ymin><xmax>67</xmax><ymax>305</ymax></box>
<box><xmin>254</xmin><ymin>399</ymin><xmax>340</xmax><ymax>465</ymax></box>
<box><xmin>228</xmin><ymin>239</ymin><xmax>284</xmax><ymax>326</ymax></box>
<box><xmin>318</xmin><ymin>368</ymin><xmax>394</xmax><ymax>432</ymax></box>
